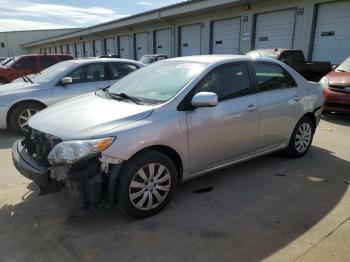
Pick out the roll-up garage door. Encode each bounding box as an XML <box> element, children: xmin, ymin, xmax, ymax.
<box><xmin>75</xmin><ymin>42</ymin><xmax>83</xmax><ymax>58</ymax></box>
<box><xmin>93</xmin><ymin>39</ymin><xmax>103</xmax><ymax>57</ymax></box>
<box><xmin>312</xmin><ymin>1</ymin><xmax>350</xmax><ymax>64</ymax></box>
<box><xmin>135</xmin><ymin>32</ymin><xmax>149</xmax><ymax>60</ymax></box>
<box><xmin>68</xmin><ymin>44</ymin><xmax>74</xmax><ymax>56</ymax></box>
<box><xmin>119</xmin><ymin>35</ymin><xmax>130</xmax><ymax>59</ymax></box>
<box><xmin>212</xmin><ymin>18</ymin><xmax>241</xmax><ymax>54</ymax></box>
<box><xmin>155</xmin><ymin>29</ymin><xmax>172</xmax><ymax>57</ymax></box>
<box><xmin>254</xmin><ymin>9</ymin><xmax>296</xmax><ymax>49</ymax></box>
<box><xmin>105</xmin><ymin>37</ymin><xmax>115</xmax><ymax>55</ymax></box>
<box><xmin>83</xmin><ymin>41</ymin><xmax>92</xmax><ymax>57</ymax></box>
<box><xmin>180</xmin><ymin>24</ymin><xmax>201</xmax><ymax>56</ymax></box>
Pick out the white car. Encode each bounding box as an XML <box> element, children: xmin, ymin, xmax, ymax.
<box><xmin>0</xmin><ymin>58</ymin><xmax>144</xmax><ymax>134</ymax></box>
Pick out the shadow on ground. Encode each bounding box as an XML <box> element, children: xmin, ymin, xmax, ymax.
<box><xmin>321</xmin><ymin>113</ymin><xmax>350</xmax><ymax>127</ymax></box>
<box><xmin>0</xmin><ymin>145</ymin><xmax>349</xmax><ymax>262</ymax></box>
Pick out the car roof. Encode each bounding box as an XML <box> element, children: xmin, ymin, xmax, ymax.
<box><xmin>168</xmin><ymin>55</ymin><xmax>277</xmax><ymax>65</ymax></box>
<box><xmin>17</xmin><ymin>54</ymin><xmax>72</xmax><ymax>57</ymax></box>
<box><xmin>67</xmin><ymin>58</ymin><xmax>144</xmax><ymax>66</ymax></box>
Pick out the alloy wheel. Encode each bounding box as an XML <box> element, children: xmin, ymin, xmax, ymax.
<box><xmin>18</xmin><ymin>108</ymin><xmax>39</xmax><ymax>132</ymax></box>
<box><xmin>295</xmin><ymin>123</ymin><xmax>312</xmax><ymax>153</ymax></box>
<box><xmin>129</xmin><ymin>163</ymin><xmax>171</xmax><ymax>211</ymax></box>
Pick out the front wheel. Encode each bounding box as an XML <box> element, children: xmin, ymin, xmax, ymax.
<box><xmin>9</xmin><ymin>102</ymin><xmax>45</xmax><ymax>135</ymax></box>
<box><xmin>116</xmin><ymin>151</ymin><xmax>177</xmax><ymax>218</ymax></box>
<box><xmin>285</xmin><ymin>116</ymin><xmax>315</xmax><ymax>158</ymax></box>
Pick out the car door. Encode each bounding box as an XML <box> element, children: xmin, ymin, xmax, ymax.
<box><xmin>108</xmin><ymin>62</ymin><xmax>139</xmax><ymax>85</ymax></box>
<box><xmin>52</xmin><ymin>63</ymin><xmax>109</xmax><ymax>104</ymax></box>
<box><xmin>186</xmin><ymin>62</ymin><xmax>259</xmax><ymax>173</ymax></box>
<box><xmin>252</xmin><ymin>62</ymin><xmax>304</xmax><ymax>152</ymax></box>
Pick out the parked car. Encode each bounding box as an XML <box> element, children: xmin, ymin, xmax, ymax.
<box><xmin>140</xmin><ymin>54</ymin><xmax>168</xmax><ymax>64</ymax></box>
<box><xmin>0</xmin><ymin>58</ymin><xmax>144</xmax><ymax>134</ymax></box>
<box><xmin>320</xmin><ymin>56</ymin><xmax>350</xmax><ymax>113</ymax></box>
<box><xmin>0</xmin><ymin>57</ymin><xmax>7</xmax><ymax>63</ymax></box>
<box><xmin>12</xmin><ymin>55</ymin><xmax>323</xmax><ymax>217</ymax></box>
<box><xmin>247</xmin><ymin>49</ymin><xmax>331</xmax><ymax>82</ymax></box>
<box><xmin>0</xmin><ymin>57</ymin><xmax>13</xmax><ymax>66</ymax></box>
<box><xmin>0</xmin><ymin>54</ymin><xmax>73</xmax><ymax>85</ymax></box>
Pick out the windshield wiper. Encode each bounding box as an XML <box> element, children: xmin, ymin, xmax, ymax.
<box><xmin>104</xmin><ymin>89</ymin><xmax>143</xmax><ymax>105</ymax></box>
<box><xmin>336</xmin><ymin>69</ymin><xmax>348</xmax><ymax>73</ymax></box>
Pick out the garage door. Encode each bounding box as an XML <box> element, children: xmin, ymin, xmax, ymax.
<box><xmin>135</xmin><ymin>32</ymin><xmax>149</xmax><ymax>60</ymax></box>
<box><xmin>155</xmin><ymin>29</ymin><xmax>172</xmax><ymax>57</ymax></box>
<box><xmin>119</xmin><ymin>35</ymin><xmax>130</xmax><ymax>59</ymax></box>
<box><xmin>83</xmin><ymin>41</ymin><xmax>92</xmax><ymax>57</ymax></box>
<box><xmin>105</xmin><ymin>37</ymin><xmax>115</xmax><ymax>55</ymax></box>
<box><xmin>312</xmin><ymin>1</ymin><xmax>350</xmax><ymax>64</ymax></box>
<box><xmin>212</xmin><ymin>18</ymin><xmax>241</xmax><ymax>54</ymax></box>
<box><xmin>75</xmin><ymin>42</ymin><xmax>83</xmax><ymax>58</ymax></box>
<box><xmin>254</xmin><ymin>9</ymin><xmax>296</xmax><ymax>49</ymax></box>
<box><xmin>180</xmin><ymin>24</ymin><xmax>201</xmax><ymax>56</ymax></box>
<box><xmin>68</xmin><ymin>44</ymin><xmax>74</xmax><ymax>56</ymax></box>
<box><xmin>93</xmin><ymin>39</ymin><xmax>103</xmax><ymax>57</ymax></box>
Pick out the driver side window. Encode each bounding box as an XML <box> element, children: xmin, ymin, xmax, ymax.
<box><xmin>67</xmin><ymin>63</ymin><xmax>106</xmax><ymax>84</ymax></box>
<box><xmin>196</xmin><ymin>63</ymin><xmax>251</xmax><ymax>101</ymax></box>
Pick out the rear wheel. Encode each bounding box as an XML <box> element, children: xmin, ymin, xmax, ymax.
<box><xmin>285</xmin><ymin>116</ymin><xmax>315</xmax><ymax>158</ymax></box>
<box><xmin>9</xmin><ymin>102</ymin><xmax>45</xmax><ymax>135</ymax></box>
<box><xmin>0</xmin><ymin>78</ymin><xmax>8</xmax><ymax>85</ymax></box>
<box><xmin>116</xmin><ymin>151</ymin><xmax>177</xmax><ymax>218</ymax></box>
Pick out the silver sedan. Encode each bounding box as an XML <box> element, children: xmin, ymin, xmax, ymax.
<box><xmin>0</xmin><ymin>58</ymin><xmax>144</xmax><ymax>134</ymax></box>
<box><xmin>13</xmin><ymin>55</ymin><xmax>323</xmax><ymax>217</ymax></box>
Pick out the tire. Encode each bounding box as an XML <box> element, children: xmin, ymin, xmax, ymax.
<box><xmin>9</xmin><ymin>102</ymin><xmax>45</xmax><ymax>135</ymax></box>
<box><xmin>0</xmin><ymin>78</ymin><xmax>8</xmax><ymax>85</ymax></box>
<box><xmin>285</xmin><ymin>116</ymin><xmax>315</xmax><ymax>158</ymax></box>
<box><xmin>116</xmin><ymin>151</ymin><xmax>177</xmax><ymax>218</ymax></box>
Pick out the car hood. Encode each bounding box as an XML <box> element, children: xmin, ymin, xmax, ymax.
<box><xmin>326</xmin><ymin>71</ymin><xmax>350</xmax><ymax>85</ymax></box>
<box><xmin>0</xmin><ymin>81</ymin><xmax>42</xmax><ymax>95</ymax></box>
<box><xmin>28</xmin><ymin>92</ymin><xmax>155</xmax><ymax>140</ymax></box>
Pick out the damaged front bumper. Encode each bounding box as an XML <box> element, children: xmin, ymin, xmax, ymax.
<box><xmin>12</xmin><ymin>139</ymin><xmax>124</xmax><ymax>205</ymax></box>
<box><xmin>12</xmin><ymin>139</ymin><xmax>64</xmax><ymax>194</ymax></box>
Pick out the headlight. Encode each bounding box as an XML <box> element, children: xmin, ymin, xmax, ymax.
<box><xmin>47</xmin><ymin>137</ymin><xmax>115</xmax><ymax>165</ymax></box>
<box><xmin>319</xmin><ymin>77</ymin><xmax>328</xmax><ymax>89</ymax></box>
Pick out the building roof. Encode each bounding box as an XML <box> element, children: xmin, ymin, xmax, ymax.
<box><xmin>21</xmin><ymin>0</ymin><xmax>251</xmax><ymax>48</ymax></box>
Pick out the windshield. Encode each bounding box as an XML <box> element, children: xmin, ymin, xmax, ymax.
<box><xmin>108</xmin><ymin>60</ymin><xmax>206</xmax><ymax>103</ymax></box>
<box><xmin>140</xmin><ymin>56</ymin><xmax>155</xmax><ymax>64</ymax></box>
<box><xmin>33</xmin><ymin>61</ymin><xmax>76</xmax><ymax>84</ymax></box>
<box><xmin>337</xmin><ymin>57</ymin><xmax>350</xmax><ymax>72</ymax></box>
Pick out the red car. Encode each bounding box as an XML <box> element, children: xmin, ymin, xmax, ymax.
<box><xmin>320</xmin><ymin>56</ymin><xmax>350</xmax><ymax>113</ymax></box>
<box><xmin>0</xmin><ymin>54</ymin><xmax>73</xmax><ymax>84</ymax></box>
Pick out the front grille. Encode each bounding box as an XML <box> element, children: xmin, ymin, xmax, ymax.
<box><xmin>329</xmin><ymin>84</ymin><xmax>350</xmax><ymax>94</ymax></box>
<box><xmin>22</xmin><ymin>128</ymin><xmax>62</xmax><ymax>166</ymax></box>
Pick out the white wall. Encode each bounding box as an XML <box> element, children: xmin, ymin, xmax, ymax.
<box><xmin>0</xmin><ymin>28</ymin><xmax>78</xmax><ymax>57</ymax></box>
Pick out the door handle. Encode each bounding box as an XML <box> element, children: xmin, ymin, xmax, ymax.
<box><xmin>246</xmin><ymin>104</ymin><xmax>258</xmax><ymax>112</ymax></box>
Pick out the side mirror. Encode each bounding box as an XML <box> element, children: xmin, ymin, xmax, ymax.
<box><xmin>60</xmin><ymin>77</ymin><xmax>72</xmax><ymax>85</ymax></box>
<box><xmin>191</xmin><ymin>92</ymin><xmax>218</xmax><ymax>108</ymax></box>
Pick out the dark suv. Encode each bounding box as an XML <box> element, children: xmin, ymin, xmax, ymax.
<box><xmin>0</xmin><ymin>54</ymin><xmax>73</xmax><ymax>84</ymax></box>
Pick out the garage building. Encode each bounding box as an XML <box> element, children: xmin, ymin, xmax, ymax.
<box><xmin>22</xmin><ymin>0</ymin><xmax>350</xmax><ymax>64</ymax></box>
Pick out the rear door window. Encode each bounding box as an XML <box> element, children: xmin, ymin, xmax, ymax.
<box><xmin>254</xmin><ymin>63</ymin><xmax>297</xmax><ymax>92</ymax></box>
<box><xmin>40</xmin><ymin>56</ymin><xmax>57</xmax><ymax>69</ymax></box>
<box><xmin>109</xmin><ymin>63</ymin><xmax>138</xmax><ymax>80</ymax></box>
